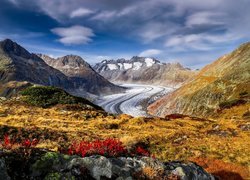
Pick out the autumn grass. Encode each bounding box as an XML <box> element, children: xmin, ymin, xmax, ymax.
<box><xmin>0</xmin><ymin>99</ymin><xmax>249</xmax><ymax>178</ymax></box>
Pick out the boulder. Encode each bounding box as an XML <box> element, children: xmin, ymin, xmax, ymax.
<box><xmin>0</xmin><ymin>158</ymin><xmax>11</xmax><ymax>180</ymax></box>
<box><xmin>29</xmin><ymin>152</ymin><xmax>214</xmax><ymax>179</ymax></box>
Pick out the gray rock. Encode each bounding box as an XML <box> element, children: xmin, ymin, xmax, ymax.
<box><xmin>67</xmin><ymin>156</ymin><xmax>112</xmax><ymax>180</ymax></box>
<box><xmin>30</xmin><ymin>152</ymin><xmax>214</xmax><ymax>180</ymax></box>
<box><xmin>165</xmin><ymin>161</ymin><xmax>215</xmax><ymax>180</ymax></box>
<box><xmin>0</xmin><ymin>158</ymin><xmax>11</xmax><ymax>180</ymax></box>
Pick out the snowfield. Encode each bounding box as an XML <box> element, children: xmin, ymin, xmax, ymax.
<box><xmin>95</xmin><ymin>84</ymin><xmax>173</xmax><ymax>117</ymax></box>
<box><xmin>107</xmin><ymin>64</ymin><xmax>118</xmax><ymax>70</ymax></box>
<box><xmin>145</xmin><ymin>58</ymin><xmax>154</xmax><ymax>67</ymax></box>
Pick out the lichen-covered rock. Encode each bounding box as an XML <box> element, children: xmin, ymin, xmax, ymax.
<box><xmin>31</xmin><ymin>152</ymin><xmax>73</xmax><ymax>177</ymax></box>
<box><xmin>165</xmin><ymin>161</ymin><xmax>215</xmax><ymax>180</ymax></box>
<box><xmin>29</xmin><ymin>152</ymin><xmax>215</xmax><ymax>179</ymax></box>
<box><xmin>67</xmin><ymin>156</ymin><xmax>112</xmax><ymax>180</ymax></box>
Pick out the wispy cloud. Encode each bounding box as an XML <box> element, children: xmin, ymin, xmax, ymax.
<box><xmin>91</xmin><ymin>11</ymin><xmax>116</xmax><ymax>20</ymax></box>
<box><xmin>51</xmin><ymin>25</ymin><xmax>95</xmax><ymax>45</ymax></box>
<box><xmin>139</xmin><ymin>49</ymin><xmax>162</xmax><ymax>57</ymax></box>
<box><xmin>185</xmin><ymin>12</ymin><xmax>225</xmax><ymax>27</ymax></box>
<box><xmin>70</xmin><ymin>8</ymin><xmax>94</xmax><ymax>18</ymax></box>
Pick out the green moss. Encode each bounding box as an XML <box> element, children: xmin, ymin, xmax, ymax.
<box><xmin>31</xmin><ymin>152</ymin><xmax>73</xmax><ymax>177</ymax></box>
<box><xmin>44</xmin><ymin>172</ymin><xmax>61</xmax><ymax>180</ymax></box>
<box><xmin>20</xmin><ymin>86</ymin><xmax>101</xmax><ymax>109</ymax></box>
<box><xmin>32</xmin><ymin>152</ymin><xmax>60</xmax><ymax>173</ymax></box>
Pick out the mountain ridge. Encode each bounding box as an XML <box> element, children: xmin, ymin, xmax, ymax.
<box><xmin>94</xmin><ymin>56</ymin><xmax>195</xmax><ymax>87</ymax></box>
<box><xmin>37</xmin><ymin>54</ymin><xmax>124</xmax><ymax>95</ymax></box>
<box><xmin>0</xmin><ymin>39</ymin><xmax>124</xmax><ymax>98</ymax></box>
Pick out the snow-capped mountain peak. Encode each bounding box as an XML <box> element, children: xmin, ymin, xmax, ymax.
<box><xmin>95</xmin><ymin>56</ymin><xmax>161</xmax><ymax>72</ymax></box>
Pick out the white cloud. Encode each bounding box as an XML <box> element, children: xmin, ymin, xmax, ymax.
<box><xmin>96</xmin><ymin>55</ymin><xmax>111</xmax><ymax>60</ymax></box>
<box><xmin>91</xmin><ymin>11</ymin><xmax>116</xmax><ymax>20</ymax></box>
<box><xmin>165</xmin><ymin>34</ymin><xmax>216</xmax><ymax>51</ymax></box>
<box><xmin>186</xmin><ymin>12</ymin><xmax>225</xmax><ymax>27</ymax></box>
<box><xmin>70</xmin><ymin>8</ymin><xmax>94</xmax><ymax>18</ymax></box>
<box><xmin>137</xmin><ymin>22</ymin><xmax>179</xmax><ymax>43</ymax></box>
<box><xmin>51</xmin><ymin>25</ymin><xmax>94</xmax><ymax>45</ymax></box>
<box><xmin>139</xmin><ymin>49</ymin><xmax>162</xmax><ymax>57</ymax></box>
<box><xmin>164</xmin><ymin>32</ymin><xmax>243</xmax><ymax>52</ymax></box>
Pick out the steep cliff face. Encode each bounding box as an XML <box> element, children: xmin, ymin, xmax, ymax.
<box><xmin>94</xmin><ymin>56</ymin><xmax>195</xmax><ymax>87</ymax></box>
<box><xmin>148</xmin><ymin>42</ymin><xmax>250</xmax><ymax>118</ymax></box>
<box><xmin>38</xmin><ymin>54</ymin><xmax>124</xmax><ymax>95</ymax></box>
<box><xmin>0</xmin><ymin>39</ymin><xmax>124</xmax><ymax>98</ymax></box>
<box><xmin>0</xmin><ymin>39</ymin><xmax>72</xmax><ymax>89</ymax></box>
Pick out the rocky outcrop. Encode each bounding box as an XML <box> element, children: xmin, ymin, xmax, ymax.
<box><xmin>24</xmin><ymin>152</ymin><xmax>214</xmax><ymax>179</ymax></box>
<box><xmin>94</xmin><ymin>56</ymin><xmax>195</xmax><ymax>87</ymax></box>
<box><xmin>0</xmin><ymin>158</ymin><xmax>10</xmax><ymax>180</ymax></box>
<box><xmin>148</xmin><ymin>42</ymin><xmax>250</xmax><ymax>118</ymax></box>
<box><xmin>38</xmin><ymin>54</ymin><xmax>125</xmax><ymax>95</ymax></box>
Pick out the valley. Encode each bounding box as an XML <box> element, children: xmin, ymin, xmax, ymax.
<box><xmin>95</xmin><ymin>84</ymin><xmax>173</xmax><ymax>117</ymax></box>
<box><xmin>1</xmin><ymin>0</ymin><xmax>250</xmax><ymax>178</ymax></box>
<box><xmin>0</xmin><ymin>39</ymin><xmax>249</xmax><ymax>179</ymax></box>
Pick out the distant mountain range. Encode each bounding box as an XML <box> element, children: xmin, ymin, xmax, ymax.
<box><xmin>0</xmin><ymin>39</ymin><xmax>124</xmax><ymax>98</ymax></box>
<box><xmin>94</xmin><ymin>56</ymin><xmax>195</xmax><ymax>87</ymax></box>
<box><xmin>148</xmin><ymin>42</ymin><xmax>250</xmax><ymax>118</ymax></box>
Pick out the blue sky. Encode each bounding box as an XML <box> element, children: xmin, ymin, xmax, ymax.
<box><xmin>0</xmin><ymin>0</ymin><xmax>249</xmax><ymax>68</ymax></box>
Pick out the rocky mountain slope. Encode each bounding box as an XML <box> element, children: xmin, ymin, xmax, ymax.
<box><xmin>0</xmin><ymin>39</ymin><xmax>123</xmax><ymax>98</ymax></box>
<box><xmin>148</xmin><ymin>42</ymin><xmax>250</xmax><ymax>118</ymax></box>
<box><xmin>94</xmin><ymin>56</ymin><xmax>195</xmax><ymax>87</ymax></box>
<box><xmin>37</xmin><ymin>54</ymin><xmax>124</xmax><ymax>96</ymax></box>
<box><xmin>0</xmin><ymin>39</ymin><xmax>71</xmax><ymax>89</ymax></box>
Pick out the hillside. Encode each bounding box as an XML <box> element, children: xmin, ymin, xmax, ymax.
<box><xmin>37</xmin><ymin>54</ymin><xmax>124</xmax><ymax>95</ymax></box>
<box><xmin>148</xmin><ymin>42</ymin><xmax>250</xmax><ymax>118</ymax></box>
<box><xmin>94</xmin><ymin>56</ymin><xmax>195</xmax><ymax>87</ymax></box>
<box><xmin>0</xmin><ymin>94</ymin><xmax>249</xmax><ymax>179</ymax></box>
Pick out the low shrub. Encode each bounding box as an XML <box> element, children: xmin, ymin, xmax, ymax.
<box><xmin>1</xmin><ymin>134</ymin><xmax>151</xmax><ymax>158</ymax></box>
<box><xmin>219</xmin><ymin>99</ymin><xmax>247</xmax><ymax>109</ymax></box>
<box><xmin>239</xmin><ymin>91</ymin><xmax>248</xmax><ymax>97</ymax></box>
<box><xmin>66</xmin><ymin>138</ymin><xmax>150</xmax><ymax>158</ymax></box>
<box><xmin>1</xmin><ymin>134</ymin><xmax>39</xmax><ymax>150</ymax></box>
<box><xmin>20</xmin><ymin>86</ymin><xmax>101</xmax><ymax>109</ymax></box>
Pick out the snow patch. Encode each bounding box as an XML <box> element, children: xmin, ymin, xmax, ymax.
<box><xmin>107</xmin><ymin>64</ymin><xmax>118</xmax><ymax>70</ymax></box>
<box><xmin>117</xmin><ymin>63</ymin><xmax>123</xmax><ymax>69</ymax></box>
<box><xmin>133</xmin><ymin>62</ymin><xmax>142</xmax><ymax>70</ymax></box>
<box><xmin>145</xmin><ymin>58</ymin><xmax>155</xmax><ymax>67</ymax></box>
<box><xmin>124</xmin><ymin>63</ymin><xmax>133</xmax><ymax>70</ymax></box>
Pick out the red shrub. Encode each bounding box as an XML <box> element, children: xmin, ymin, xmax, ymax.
<box><xmin>3</xmin><ymin>134</ymin><xmax>12</xmax><ymax>149</ymax></box>
<box><xmin>135</xmin><ymin>146</ymin><xmax>150</xmax><ymax>156</ymax></box>
<box><xmin>67</xmin><ymin>138</ymin><xmax>128</xmax><ymax>157</ymax></box>
<box><xmin>21</xmin><ymin>139</ymin><xmax>38</xmax><ymax>148</ymax></box>
<box><xmin>1</xmin><ymin>135</ymin><xmax>39</xmax><ymax>149</ymax></box>
<box><xmin>66</xmin><ymin>138</ymin><xmax>151</xmax><ymax>158</ymax></box>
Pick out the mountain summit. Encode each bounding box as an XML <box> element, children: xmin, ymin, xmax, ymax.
<box><xmin>0</xmin><ymin>39</ymin><xmax>70</xmax><ymax>88</ymax></box>
<box><xmin>94</xmin><ymin>56</ymin><xmax>195</xmax><ymax>87</ymax></box>
<box><xmin>37</xmin><ymin>54</ymin><xmax>124</xmax><ymax>95</ymax></box>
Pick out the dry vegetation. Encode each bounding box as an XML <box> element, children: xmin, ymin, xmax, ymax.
<box><xmin>0</xmin><ymin>99</ymin><xmax>249</xmax><ymax>179</ymax></box>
